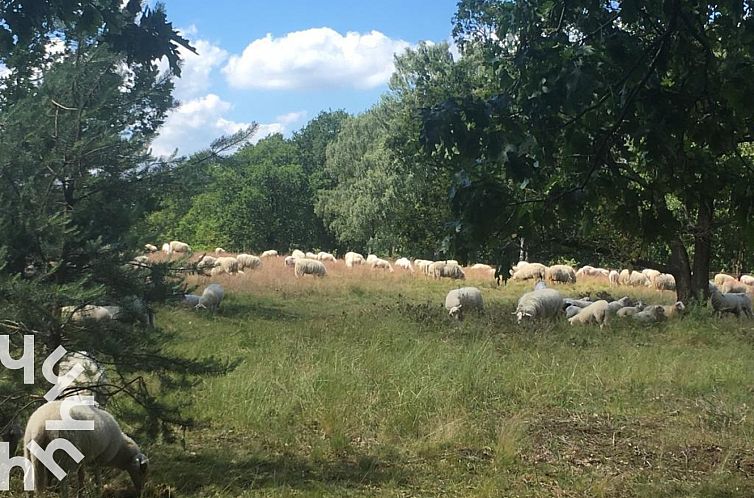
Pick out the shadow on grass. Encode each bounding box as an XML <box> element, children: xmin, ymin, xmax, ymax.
<box><xmin>153</xmin><ymin>449</ymin><xmax>410</xmax><ymax>494</ymax></box>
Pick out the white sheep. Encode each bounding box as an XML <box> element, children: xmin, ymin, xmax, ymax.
<box><xmin>606</xmin><ymin>296</ymin><xmax>632</xmax><ymax>314</ymax></box>
<box><xmin>565</xmin><ymin>305</ymin><xmax>583</xmax><ymax>318</ymax></box>
<box><xmin>470</xmin><ymin>263</ymin><xmax>492</xmax><ymax>271</ymax></box>
<box><xmin>608</xmin><ymin>270</ymin><xmax>619</xmax><ymax>287</ymax></box>
<box><xmin>568</xmin><ymin>300</ymin><xmax>610</xmax><ymax>328</ymax></box>
<box><xmin>144</xmin><ymin>244</ymin><xmax>158</xmax><ymax>253</ymax></box>
<box><xmin>284</xmin><ymin>256</ymin><xmax>297</xmax><ymax>267</ymax></box>
<box><xmin>55</xmin><ymin>351</ymin><xmax>109</xmax><ymax>407</ymax></box>
<box><xmin>317</xmin><ymin>251</ymin><xmax>337</xmax><ymax>262</ymax></box>
<box><xmin>510</xmin><ymin>263</ymin><xmax>546</xmax><ymax>281</ymax></box>
<box><xmin>714</xmin><ymin>273</ymin><xmax>736</xmax><ymax>286</ymax></box>
<box><xmin>575</xmin><ymin>265</ymin><xmax>609</xmax><ymax>279</ymax></box>
<box><xmin>236</xmin><ymin>253</ymin><xmax>261</xmax><ymax>271</ymax></box>
<box><xmin>62</xmin><ymin>305</ymin><xmax>118</xmax><ymax>322</ymax></box>
<box><xmin>740</xmin><ymin>275</ymin><xmax>754</xmax><ymax>286</ymax></box>
<box><xmin>196</xmin><ymin>283</ymin><xmax>224</xmax><ymax>312</ymax></box>
<box><xmin>261</xmin><ymin>250</ymin><xmax>278</xmax><ymax>258</ymax></box>
<box><xmin>196</xmin><ymin>255</ymin><xmax>217</xmax><ymax>275</ymax></box>
<box><xmin>632</xmin><ymin>306</ymin><xmax>666</xmax><ymax>323</ymax></box>
<box><xmin>294</xmin><ymin>258</ymin><xmax>327</xmax><ymax>278</ymax></box>
<box><xmin>371</xmin><ymin>258</ymin><xmax>394</xmax><ymax>272</ymax></box>
<box><xmin>515</xmin><ymin>288</ymin><xmax>563</xmax><ymax>322</ymax></box>
<box><xmin>445</xmin><ymin>287</ymin><xmax>484</xmax><ymax>320</ymax></box>
<box><xmin>215</xmin><ymin>247</ymin><xmax>226</xmax><ymax>254</ymax></box>
<box><xmin>641</xmin><ymin>269</ymin><xmax>661</xmax><ymax>286</ymax></box>
<box><xmin>291</xmin><ymin>249</ymin><xmax>306</xmax><ymax>259</ymax></box>
<box><xmin>709</xmin><ymin>282</ymin><xmax>753</xmax><ymax>317</ymax></box>
<box><xmin>366</xmin><ymin>254</ymin><xmax>378</xmax><ymax>264</ymax></box>
<box><xmin>169</xmin><ymin>240</ymin><xmax>191</xmax><ymax>254</ymax></box>
<box><xmin>721</xmin><ymin>279</ymin><xmax>749</xmax><ymax>294</ymax></box>
<box><xmin>161</xmin><ymin>242</ymin><xmax>172</xmax><ymax>255</ymax></box>
<box><xmin>653</xmin><ymin>273</ymin><xmax>676</xmax><ymax>291</ymax></box>
<box><xmin>628</xmin><ymin>270</ymin><xmax>649</xmax><ymax>286</ymax></box>
<box><xmin>618</xmin><ymin>269</ymin><xmax>630</xmax><ymax>286</ymax></box>
<box><xmin>395</xmin><ymin>257</ymin><xmax>414</xmax><ymax>272</ymax></box>
<box><xmin>24</xmin><ymin>400</ymin><xmax>149</xmax><ymax>496</ymax></box>
<box><xmin>305</xmin><ymin>251</ymin><xmax>318</xmax><ymax>259</ymax></box>
<box><xmin>544</xmin><ymin>264</ymin><xmax>576</xmax><ymax>284</ymax></box>
<box><xmin>644</xmin><ymin>301</ymin><xmax>685</xmax><ymax>319</ymax></box>
<box><xmin>181</xmin><ymin>294</ymin><xmax>201</xmax><ymax>307</ymax></box>
<box><xmin>616</xmin><ymin>305</ymin><xmax>644</xmax><ymax>317</ymax></box>
<box><xmin>215</xmin><ymin>256</ymin><xmax>239</xmax><ymax>274</ymax></box>
<box><xmin>416</xmin><ymin>259</ymin><xmax>434</xmax><ymax>275</ymax></box>
<box><xmin>345</xmin><ymin>252</ymin><xmax>365</xmax><ymax>268</ymax></box>
<box><xmin>431</xmin><ymin>262</ymin><xmax>465</xmax><ymax>279</ymax></box>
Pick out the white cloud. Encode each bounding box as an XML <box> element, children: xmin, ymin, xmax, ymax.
<box><xmin>222</xmin><ymin>27</ymin><xmax>411</xmax><ymax>90</ymax></box>
<box><xmin>276</xmin><ymin>111</ymin><xmax>307</xmax><ymax>125</ymax></box>
<box><xmin>159</xmin><ymin>35</ymin><xmax>228</xmax><ymax>101</ymax></box>
<box><xmin>151</xmin><ymin>94</ymin><xmax>297</xmax><ymax>157</ymax></box>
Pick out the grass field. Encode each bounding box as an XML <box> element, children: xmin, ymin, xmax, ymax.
<box><xmin>33</xmin><ymin>260</ymin><xmax>754</xmax><ymax>497</ymax></box>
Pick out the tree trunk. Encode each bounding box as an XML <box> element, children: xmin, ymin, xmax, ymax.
<box><xmin>691</xmin><ymin>198</ymin><xmax>714</xmax><ymax>301</ymax></box>
<box><xmin>670</xmin><ymin>237</ymin><xmax>693</xmax><ymax>303</ymax></box>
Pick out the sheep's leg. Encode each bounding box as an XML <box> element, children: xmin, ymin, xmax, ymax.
<box><xmin>94</xmin><ymin>467</ymin><xmax>102</xmax><ymax>497</ymax></box>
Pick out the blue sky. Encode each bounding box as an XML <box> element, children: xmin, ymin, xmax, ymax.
<box><xmin>151</xmin><ymin>0</ymin><xmax>460</xmax><ymax>156</ymax></box>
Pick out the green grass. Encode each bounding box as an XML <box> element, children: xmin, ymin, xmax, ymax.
<box><xmin>57</xmin><ymin>265</ymin><xmax>754</xmax><ymax>496</ymax></box>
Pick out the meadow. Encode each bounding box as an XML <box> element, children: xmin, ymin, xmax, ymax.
<box><xmin>101</xmin><ymin>261</ymin><xmax>754</xmax><ymax>496</ymax></box>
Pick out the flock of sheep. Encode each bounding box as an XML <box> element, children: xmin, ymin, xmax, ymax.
<box><xmin>8</xmin><ymin>242</ymin><xmax>754</xmax><ymax>496</ymax></box>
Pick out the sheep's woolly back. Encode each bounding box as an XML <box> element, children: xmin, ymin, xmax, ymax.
<box><xmin>516</xmin><ymin>288</ymin><xmax>563</xmax><ymax>322</ymax></box>
<box><xmin>618</xmin><ymin>269</ymin><xmax>630</xmax><ymax>285</ymax></box>
<box><xmin>432</xmin><ymin>262</ymin><xmax>465</xmax><ymax>279</ymax></box>
<box><xmin>709</xmin><ymin>283</ymin><xmax>753</xmax><ymax>317</ymax></box>
<box><xmin>395</xmin><ymin>257</ymin><xmax>413</xmax><ymax>271</ymax></box>
<box><xmin>609</xmin><ymin>270</ymin><xmax>619</xmax><ymax>286</ymax></box>
<box><xmin>261</xmin><ymin>250</ymin><xmax>278</xmax><ymax>258</ymax></box>
<box><xmin>169</xmin><ymin>240</ymin><xmax>191</xmax><ymax>253</ymax></box>
<box><xmin>291</xmin><ymin>249</ymin><xmax>306</xmax><ymax>259</ymax></box>
<box><xmin>568</xmin><ymin>300</ymin><xmax>610</xmax><ymax>328</ymax></box>
<box><xmin>628</xmin><ymin>271</ymin><xmax>648</xmax><ymax>286</ymax></box>
<box><xmin>721</xmin><ymin>279</ymin><xmax>748</xmax><ymax>294</ymax></box>
<box><xmin>545</xmin><ymin>265</ymin><xmax>576</xmax><ymax>284</ymax></box>
<box><xmin>371</xmin><ymin>258</ymin><xmax>394</xmax><ymax>271</ymax></box>
<box><xmin>714</xmin><ymin>273</ymin><xmax>735</xmax><ymax>286</ymax></box>
<box><xmin>197</xmin><ymin>284</ymin><xmax>224</xmax><ymax>311</ymax></box>
<box><xmin>237</xmin><ymin>254</ymin><xmax>261</xmax><ymax>270</ymax></box>
<box><xmin>345</xmin><ymin>252</ymin><xmax>365</xmax><ymax>267</ymax></box>
<box><xmin>294</xmin><ymin>258</ymin><xmax>327</xmax><ymax>277</ymax></box>
<box><xmin>445</xmin><ymin>287</ymin><xmax>484</xmax><ymax>312</ymax></box>
<box><xmin>511</xmin><ymin>263</ymin><xmax>546</xmax><ymax>281</ymax></box>
<box><xmin>216</xmin><ymin>256</ymin><xmax>239</xmax><ymax>274</ymax></box>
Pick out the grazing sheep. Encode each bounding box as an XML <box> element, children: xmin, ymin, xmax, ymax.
<box><xmin>305</xmin><ymin>251</ymin><xmax>318</xmax><ymax>259</ymax></box>
<box><xmin>632</xmin><ymin>306</ymin><xmax>666</xmax><ymax>323</ymax></box>
<box><xmin>417</xmin><ymin>259</ymin><xmax>434</xmax><ymax>275</ymax></box>
<box><xmin>618</xmin><ymin>269</ymin><xmax>630</xmax><ymax>286</ymax></box>
<box><xmin>568</xmin><ymin>300</ymin><xmax>610</xmax><ymax>328</ymax></box>
<box><xmin>709</xmin><ymin>282</ymin><xmax>753</xmax><ymax>317</ymax></box>
<box><xmin>294</xmin><ymin>258</ymin><xmax>327</xmax><ymax>278</ymax></box>
<box><xmin>515</xmin><ymin>288</ymin><xmax>564</xmax><ymax>322</ymax></box>
<box><xmin>445</xmin><ymin>287</ymin><xmax>484</xmax><ymax>320</ymax></box>
<box><xmin>366</xmin><ymin>254</ymin><xmax>378</xmax><ymax>264</ymax></box>
<box><xmin>62</xmin><ymin>305</ymin><xmax>118</xmax><ymax>322</ymax></box>
<box><xmin>169</xmin><ymin>240</ymin><xmax>191</xmax><ymax>254</ymax></box>
<box><xmin>545</xmin><ymin>264</ymin><xmax>576</xmax><ymax>284</ymax></box>
<box><xmin>445</xmin><ymin>259</ymin><xmax>459</xmax><ymax>266</ymax></box>
<box><xmin>196</xmin><ymin>255</ymin><xmax>218</xmax><ymax>275</ymax></box>
<box><xmin>722</xmin><ymin>279</ymin><xmax>749</xmax><ymax>294</ymax></box>
<box><xmin>215</xmin><ymin>247</ymin><xmax>226</xmax><ymax>254</ymax></box>
<box><xmin>653</xmin><ymin>273</ymin><xmax>676</xmax><ymax>291</ymax></box>
<box><xmin>576</xmin><ymin>265</ymin><xmax>610</xmax><ymax>279</ymax></box>
<box><xmin>261</xmin><ymin>250</ymin><xmax>279</xmax><ymax>258</ymax></box>
<box><xmin>431</xmin><ymin>261</ymin><xmax>465</xmax><ymax>280</ymax></box>
<box><xmin>284</xmin><ymin>256</ymin><xmax>297</xmax><ymax>267</ymax></box>
<box><xmin>215</xmin><ymin>256</ymin><xmax>239</xmax><ymax>274</ymax></box>
<box><xmin>161</xmin><ymin>242</ymin><xmax>172</xmax><ymax>255</ymax></box>
<box><xmin>470</xmin><ymin>263</ymin><xmax>492</xmax><ymax>271</ymax></box>
<box><xmin>24</xmin><ymin>401</ymin><xmax>149</xmax><ymax>496</ymax></box>
<box><xmin>510</xmin><ymin>263</ymin><xmax>546</xmax><ymax>281</ymax></box>
<box><xmin>371</xmin><ymin>258</ymin><xmax>394</xmax><ymax>272</ymax></box>
<box><xmin>196</xmin><ymin>283</ymin><xmax>224</xmax><ymax>312</ymax></box>
<box><xmin>628</xmin><ymin>270</ymin><xmax>649</xmax><ymax>287</ymax></box>
<box><xmin>291</xmin><ymin>249</ymin><xmax>306</xmax><ymax>259</ymax></box>
<box><xmin>144</xmin><ymin>244</ymin><xmax>158</xmax><ymax>252</ymax></box>
<box><xmin>641</xmin><ymin>269</ymin><xmax>661</xmax><ymax>286</ymax></box>
<box><xmin>714</xmin><ymin>273</ymin><xmax>736</xmax><ymax>286</ymax></box>
<box><xmin>210</xmin><ymin>266</ymin><xmax>226</xmax><ymax>277</ymax></box>
<box><xmin>317</xmin><ymin>251</ymin><xmax>337</xmax><ymax>262</ymax></box>
<box><xmin>345</xmin><ymin>252</ymin><xmax>365</xmax><ymax>268</ymax></box>
<box><xmin>565</xmin><ymin>305</ymin><xmax>582</xmax><ymax>318</ymax></box>
<box><xmin>237</xmin><ymin>253</ymin><xmax>261</xmax><ymax>271</ymax></box>
<box><xmin>740</xmin><ymin>275</ymin><xmax>754</xmax><ymax>286</ymax></box>
<box><xmin>609</xmin><ymin>270</ymin><xmax>619</xmax><ymax>287</ymax></box>
<box><xmin>181</xmin><ymin>294</ymin><xmax>201</xmax><ymax>307</ymax></box>
<box><xmin>395</xmin><ymin>257</ymin><xmax>414</xmax><ymax>271</ymax></box>
<box><xmin>606</xmin><ymin>296</ymin><xmax>632</xmax><ymax>314</ymax></box>
<box><xmin>55</xmin><ymin>351</ymin><xmax>109</xmax><ymax>406</ymax></box>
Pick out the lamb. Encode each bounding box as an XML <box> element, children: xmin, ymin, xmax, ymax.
<box><xmin>740</xmin><ymin>275</ymin><xmax>754</xmax><ymax>286</ymax></box>
<box><xmin>510</xmin><ymin>263</ymin><xmax>546</xmax><ymax>281</ymax></box>
<box><xmin>721</xmin><ymin>279</ymin><xmax>749</xmax><ymax>294</ymax></box>
<box><xmin>317</xmin><ymin>251</ymin><xmax>337</xmax><ymax>262</ymax></box>
<box><xmin>345</xmin><ymin>252</ymin><xmax>365</xmax><ymax>267</ymax></box>
<box><xmin>371</xmin><ymin>258</ymin><xmax>394</xmax><ymax>272</ymax></box>
<box><xmin>445</xmin><ymin>287</ymin><xmax>484</xmax><ymax>320</ymax></box>
<box><xmin>395</xmin><ymin>257</ymin><xmax>414</xmax><ymax>271</ymax></box>
<box><xmin>215</xmin><ymin>256</ymin><xmax>240</xmax><ymax>274</ymax></box>
<box><xmin>294</xmin><ymin>258</ymin><xmax>327</xmax><ymax>278</ymax></box>
<box><xmin>291</xmin><ymin>249</ymin><xmax>306</xmax><ymax>259</ymax></box>
<box><xmin>632</xmin><ymin>306</ymin><xmax>666</xmax><ymax>323</ymax></box>
<box><xmin>568</xmin><ymin>300</ymin><xmax>610</xmax><ymax>328</ymax></box>
<box><xmin>215</xmin><ymin>247</ymin><xmax>226</xmax><ymax>254</ymax></box>
<box><xmin>515</xmin><ymin>288</ymin><xmax>564</xmax><ymax>322</ymax></box>
<box><xmin>236</xmin><ymin>253</ymin><xmax>261</xmax><ymax>271</ymax></box>
<box><xmin>708</xmin><ymin>282</ymin><xmax>753</xmax><ymax>317</ymax></box>
<box><xmin>261</xmin><ymin>250</ymin><xmax>279</xmax><ymax>258</ymax></box>
<box><xmin>608</xmin><ymin>270</ymin><xmax>619</xmax><ymax>287</ymax></box>
<box><xmin>24</xmin><ymin>400</ymin><xmax>149</xmax><ymax>496</ymax></box>
<box><xmin>196</xmin><ymin>283</ymin><xmax>224</xmax><ymax>312</ymax></box>
<box><xmin>144</xmin><ymin>244</ymin><xmax>158</xmax><ymax>252</ymax></box>
<box><xmin>55</xmin><ymin>351</ymin><xmax>109</xmax><ymax>406</ymax></box>
<box><xmin>284</xmin><ymin>256</ymin><xmax>297</xmax><ymax>267</ymax></box>
<box><xmin>653</xmin><ymin>273</ymin><xmax>676</xmax><ymax>291</ymax></box>
<box><xmin>169</xmin><ymin>240</ymin><xmax>191</xmax><ymax>254</ymax></box>
<box><xmin>544</xmin><ymin>264</ymin><xmax>576</xmax><ymax>284</ymax></box>
<box><xmin>431</xmin><ymin>262</ymin><xmax>465</xmax><ymax>279</ymax></box>
<box><xmin>714</xmin><ymin>273</ymin><xmax>736</xmax><ymax>286</ymax></box>
<box><xmin>628</xmin><ymin>270</ymin><xmax>649</xmax><ymax>287</ymax></box>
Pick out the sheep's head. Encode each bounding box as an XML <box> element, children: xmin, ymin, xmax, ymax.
<box><xmin>515</xmin><ymin>308</ymin><xmax>533</xmax><ymax>323</ymax></box>
<box><xmin>449</xmin><ymin>305</ymin><xmax>464</xmax><ymax>320</ymax></box>
<box><xmin>673</xmin><ymin>301</ymin><xmax>686</xmax><ymax>313</ymax></box>
<box><xmin>127</xmin><ymin>452</ymin><xmax>149</xmax><ymax>492</ymax></box>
